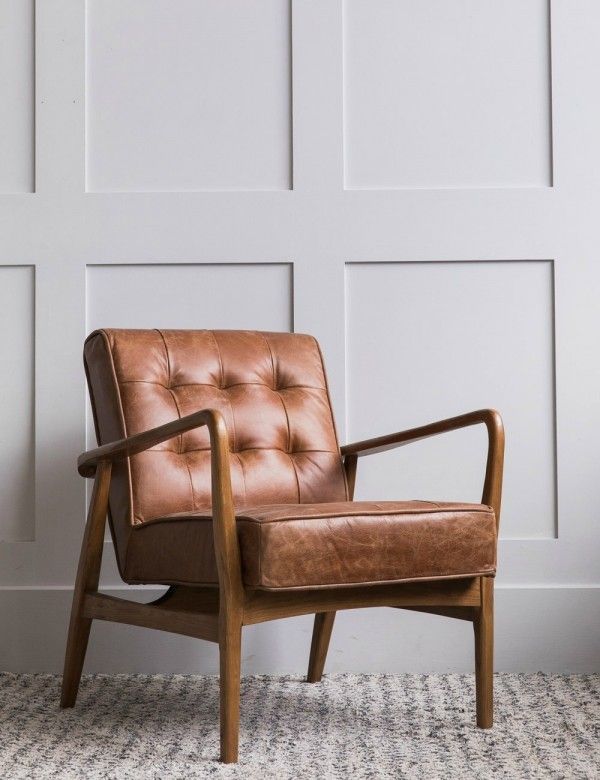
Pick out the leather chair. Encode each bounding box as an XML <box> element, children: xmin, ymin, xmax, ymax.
<box><xmin>61</xmin><ymin>329</ymin><xmax>504</xmax><ymax>763</ymax></box>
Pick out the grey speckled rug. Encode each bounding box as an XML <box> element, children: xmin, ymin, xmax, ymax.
<box><xmin>0</xmin><ymin>673</ymin><xmax>598</xmax><ymax>779</ymax></box>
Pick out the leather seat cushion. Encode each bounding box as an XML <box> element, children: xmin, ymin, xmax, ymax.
<box><xmin>123</xmin><ymin>500</ymin><xmax>496</xmax><ymax>589</ymax></box>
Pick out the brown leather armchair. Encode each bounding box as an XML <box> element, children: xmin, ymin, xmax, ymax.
<box><xmin>61</xmin><ymin>329</ymin><xmax>504</xmax><ymax>763</ymax></box>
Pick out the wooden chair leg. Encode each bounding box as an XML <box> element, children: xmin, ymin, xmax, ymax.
<box><xmin>61</xmin><ymin>461</ymin><xmax>111</xmax><ymax>708</ymax></box>
<box><xmin>307</xmin><ymin>611</ymin><xmax>336</xmax><ymax>683</ymax></box>
<box><xmin>219</xmin><ymin>615</ymin><xmax>242</xmax><ymax>763</ymax></box>
<box><xmin>61</xmin><ymin>615</ymin><xmax>94</xmax><ymax>708</ymax></box>
<box><xmin>474</xmin><ymin>576</ymin><xmax>494</xmax><ymax>728</ymax></box>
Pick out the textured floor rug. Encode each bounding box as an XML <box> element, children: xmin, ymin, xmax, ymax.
<box><xmin>0</xmin><ymin>673</ymin><xmax>597</xmax><ymax>779</ymax></box>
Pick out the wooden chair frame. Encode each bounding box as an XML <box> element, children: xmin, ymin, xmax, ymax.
<box><xmin>61</xmin><ymin>408</ymin><xmax>504</xmax><ymax>763</ymax></box>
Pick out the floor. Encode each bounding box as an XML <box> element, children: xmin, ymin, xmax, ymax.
<box><xmin>0</xmin><ymin>673</ymin><xmax>597</xmax><ymax>779</ymax></box>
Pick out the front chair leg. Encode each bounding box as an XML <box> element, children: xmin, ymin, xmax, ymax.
<box><xmin>61</xmin><ymin>615</ymin><xmax>94</xmax><ymax>709</ymax></box>
<box><xmin>219</xmin><ymin>613</ymin><xmax>242</xmax><ymax>763</ymax></box>
<box><xmin>474</xmin><ymin>576</ymin><xmax>494</xmax><ymax>728</ymax></box>
<box><xmin>307</xmin><ymin>611</ymin><xmax>336</xmax><ymax>683</ymax></box>
<box><xmin>61</xmin><ymin>461</ymin><xmax>112</xmax><ymax>708</ymax></box>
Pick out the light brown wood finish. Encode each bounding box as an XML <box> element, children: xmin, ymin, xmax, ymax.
<box><xmin>83</xmin><ymin>592</ymin><xmax>219</xmax><ymax>642</ymax></box>
<box><xmin>474</xmin><ymin>576</ymin><xmax>494</xmax><ymax>728</ymax></box>
<box><xmin>307</xmin><ymin>612</ymin><xmax>336</xmax><ymax>683</ymax></box>
<box><xmin>219</xmin><ymin>611</ymin><xmax>242</xmax><ymax>763</ymax></box>
<box><xmin>65</xmin><ymin>408</ymin><xmax>245</xmax><ymax>762</ymax></box>
<box><xmin>61</xmin><ymin>459</ymin><xmax>112</xmax><ymax>707</ymax></box>
<box><xmin>399</xmin><ymin>605</ymin><xmax>478</xmax><ymax>622</ymax></box>
<box><xmin>207</xmin><ymin>410</ymin><xmax>245</xmax><ymax>762</ymax></box>
<box><xmin>62</xmin><ymin>406</ymin><xmax>504</xmax><ymax>762</ymax></box>
<box><xmin>244</xmin><ymin>575</ymin><xmax>481</xmax><ymax>625</ymax></box>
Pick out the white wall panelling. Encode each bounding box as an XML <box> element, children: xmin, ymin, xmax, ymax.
<box><xmin>0</xmin><ymin>0</ymin><xmax>35</xmax><ymax>192</ymax></box>
<box><xmin>0</xmin><ymin>266</ymin><xmax>35</xmax><ymax>542</ymax></box>
<box><xmin>344</xmin><ymin>0</ymin><xmax>553</xmax><ymax>189</ymax></box>
<box><xmin>0</xmin><ymin>0</ymin><xmax>598</xmax><ymax>673</ymax></box>
<box><xmin>346</xmin><ymin>260</ymin><xmax>556</xmax><ymax>540</ymax></box>
<box><xmin>86</xmin><ymin>263</ymin><xmax>293</xmax><ymax>332</ymax></box>
<box><xmin>86</xmin><ymin>0</ymin><xmax>292</xmax><ymax>192</ymax></box>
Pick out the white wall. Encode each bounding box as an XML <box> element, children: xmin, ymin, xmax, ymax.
<box><xmin>0</xmin><ymin>0</ymin><xmax>599</xmax><ymax>674</ymax></box>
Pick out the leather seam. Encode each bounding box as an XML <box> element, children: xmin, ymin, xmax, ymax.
<box><xmin>260</xmin><ymin>332</ymin><xmax>301</xmax><ymax>503</ymax></box>
<box><xmin>136</xmin><ymin>447</ymin><xmax>338</xmax><ymax>454</ymax></box>
<box><xmin>255</xmin><ymin>570</ymin><xmax>497</xmax><ymax>591</ymax></box>
<box><xmin>133</xmin><ymin>505</ymin><xmax>494</xmax><ymax>528</ymax></box>
<box><xmin>209</xmin><ymin>330</ymin><xmax>225</xmax><ymax>389</ymax></box>
<box><xmin>313</xmin><ymin>336</ymin><xmax>348</xmax><ymax>501</ymax></box>
<box><xmin>157</xmin><ymin>329</ymin><xmax>196</xmax><ymax>512</ymax></box>
<box><xmin>94</xmin><ymin>330</ymin><xmax>137</xmax><ymax>529</ymax></box>
<box><xmin>121</xmin><ymin>570</ymin><xmax>496</xmax><ymax>589</ymax></box>
<box><xmin>236</xmin><ymin>509</ymin><xmax>494</xmax><ymax>524</ymax></box>
<box><xmin>232</xmin><ymin>509</ymin><xmax>494</xmax><ymax>524</ymax></box>
<box><xmin>156</xmin><ymin>330</ymin><xmax>177</xmax><ymax>451</ymax></box>
<box><xmin>209</xmin><ymin>331</ymin><xmax>236</xmax><ymax>455</ymax></box>
<box><xmin>118</xmin><ymin>380</ymin><xmax>327</xmax><ymax>391</ymax></box>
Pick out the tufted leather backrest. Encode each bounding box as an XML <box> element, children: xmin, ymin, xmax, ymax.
<box><xmin>84</xmin><ymin>329</ymin><xmax>347</xmax><ymax>569</ymax></box>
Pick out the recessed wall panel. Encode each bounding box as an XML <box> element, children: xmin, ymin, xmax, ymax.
<box><xmin>0</xmin><ymin>0</ymin><xmax>34</xmax><ymax>192</ymax></box>
<box><xmin>346</xmin><ymin>261</ymin><xmax>556</xmax><ymax>539</ymax></box>
<box><xmin>86</xmin><ymin>0</ymin><xmax>292</xmax><ymax>192</ymax></box>
<box><xmin>344</xmin><ymin>0</ymin><xmax>552</xmax><ymax>189</ymax></box>
<box><xmin>0</xmin><ymin>267</ymin><xmax>35</xmax><ymax>541</ymax></box>
<box><xmin>86</xmin><ymin>263</ymin><xmax>292</xmax><ymax>331</ymax></box>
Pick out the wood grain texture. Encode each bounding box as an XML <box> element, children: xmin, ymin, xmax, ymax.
<box><xmin>210</xmin><ymin>407</ymin><xmax>245</xmax><ymax>762</ymax></box>
<box><xmin>243</xmin><ymin>578</ymin><xmax>481</xmax><ymax>625</ymax></box>
<box><xmin>60</xmin><ymin>460</ymin><xmax>112</xmax><ymax>707</ymax></box>
<box><xmin>219</xmin><ymin>611</ymin><xmax>242</xmax><ymax>763</ymax></box>
<box><xmin>307</xmin><ymin>612</ymin><xmax>336</xmax><ymax>683</ymax></box>
<box><xmin>398</xmin><ymin>606</ymin><xmax>478</xmax><ymax>622</ymax></box>
<box><xmin>83</xmin><ymin>592</ymin><xmax>219</xmax><ymax>643</ymax></box>
<box><xmin>474</xmin><ymin>576</ymin><xmax>494</xmax><ymax>728</ymax></box>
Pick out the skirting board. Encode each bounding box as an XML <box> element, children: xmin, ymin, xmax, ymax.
<box><xmin>0</xmin><ymin>586</ymin><xmax>598</xmax><ymax>674</ymax></box>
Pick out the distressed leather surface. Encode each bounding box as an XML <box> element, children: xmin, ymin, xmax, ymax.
<box><xmin>84</xmin><ymin>329</ymin><xmax>497</xmax><ymax>589</ymax></box>
<box><xmin>84</xmin><ymin>329</ymin><xmax>347</xmax><ymax>577</ymax></box>
<box><xmin>125</xmin><ymin>500</ymin><xmax>497</xmax><ymax>588</ymax></box>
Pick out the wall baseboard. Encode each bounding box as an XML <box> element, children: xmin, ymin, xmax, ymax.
<box><xmin>0</xmin><ymin>586</ymin><xmax>598</xmax><ymax>674</ymax></box>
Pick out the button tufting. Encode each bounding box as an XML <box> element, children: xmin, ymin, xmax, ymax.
<box><xmin>85</xmin><ymin>329</ymin><xmax>346</xmax><ymax>535</ymax></box>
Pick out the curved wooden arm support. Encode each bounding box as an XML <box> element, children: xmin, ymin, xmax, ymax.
<box><xmin>78</xmin><ymin>408</ymin><xmax>225</xmax><ymax>477</ymax></box>
<box><xmin>77</xmin><ymin>406</ymin><xmax>243</xmax><ymax>607</ymax></box>
<box><xmin>341</xmin><ymin>409</ymin><xmax>504</xmax><ymax>523</ymax></box>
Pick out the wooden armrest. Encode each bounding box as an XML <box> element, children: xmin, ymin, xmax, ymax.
<box><xmin>78</xmin><ymin>408</ymin><xmax>226</xmax><ymax>478</ymax></box>
<box><xmin>341</xmin><ymin>409</ymin><xmax>504</xmax><ymax>519</ymax></box>
<box><xmin>78</xmin><ymin>406</ymin><xmax>243</xmax><ymax>603</ymax></box>
<box><xmin>341</xmin><ymin>409</ymin><xmax>503</xmax><ymax>457</ymax></box>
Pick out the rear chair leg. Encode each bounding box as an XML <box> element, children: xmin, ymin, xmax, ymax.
<box><xmin>474</xmin><ymin>576</ymin><xmax>494</xmax><ymax>728</ymax></box>
<box><xmin>60</xmin><ymin>461</ymin><xmax>111</xmax><ymax>708</ymax></box>
<box><xmin>307</xmin><ymin>611</ymin><xmax>336</xmax><ymax>683</ymax></box>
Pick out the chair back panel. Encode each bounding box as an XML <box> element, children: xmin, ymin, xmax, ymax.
<box><xmin>84</xmin><ymin>329</ymin><xmax>347</xmax><ymax>564</ymax></box>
